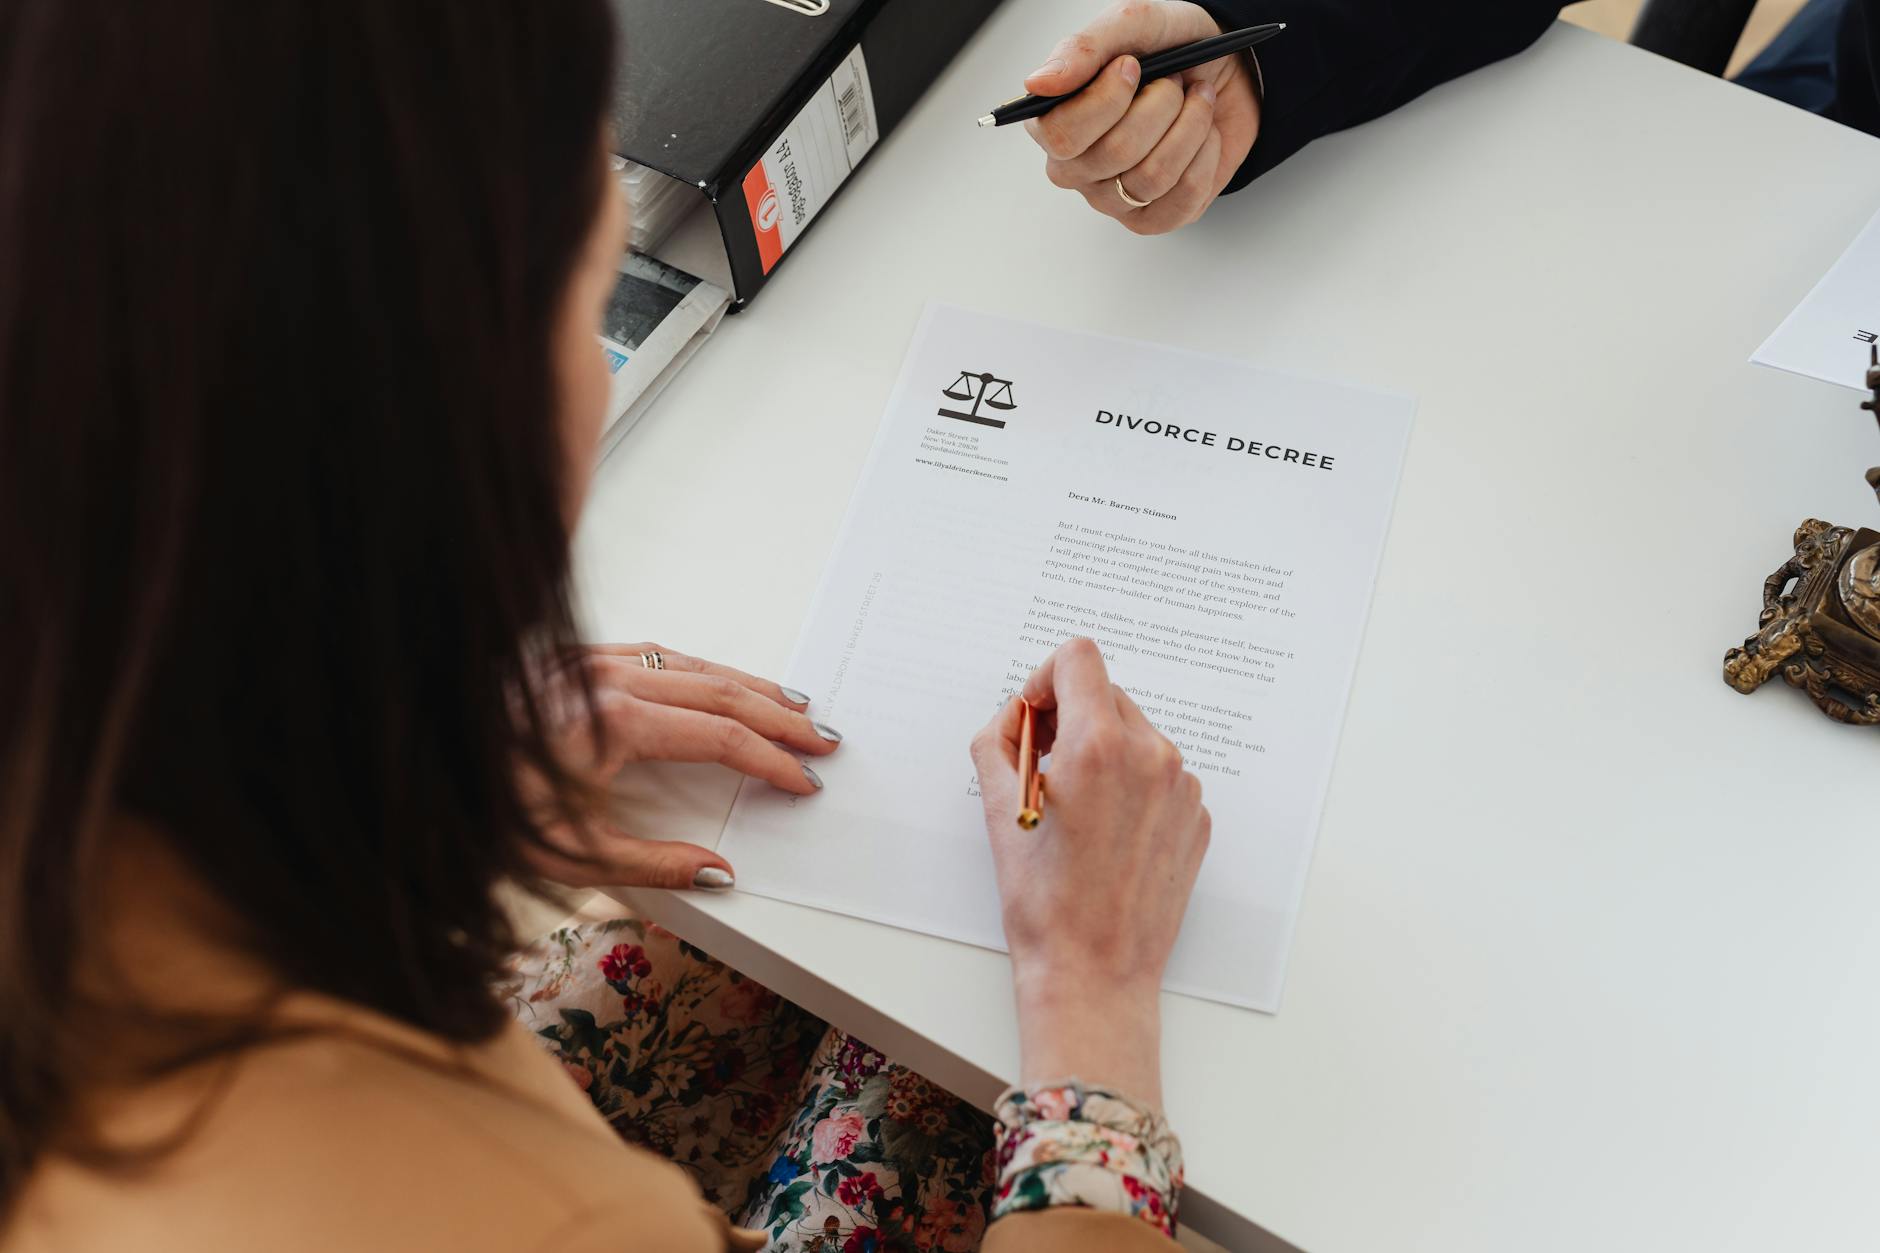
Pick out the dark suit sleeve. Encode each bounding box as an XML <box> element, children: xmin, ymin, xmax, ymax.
<box><xmin>1195</xmin><ymin>0</ymin><xmax>1567</xmax><ymax>190</ymax></box>
<box><xmin>1830</xmin><ymin>0</ymin><xmax>1880</xmax><ymax>135</ymax></box>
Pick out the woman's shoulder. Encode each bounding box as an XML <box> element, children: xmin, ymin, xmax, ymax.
<box><xmin>5</xmin><ymin>1010</ymin><xmax>730</xmax><ymax>1253</ymax></box>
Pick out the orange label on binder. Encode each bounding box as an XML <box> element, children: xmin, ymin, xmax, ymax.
<box><xmin>737</xmin><ymin>45</ymin><xmax>877</xmax><ymax>278</ymax></box>
<box><xmin>742</xmin><ymin>163</ymin><xmax>785</xmax><ymax>274</ymax></box>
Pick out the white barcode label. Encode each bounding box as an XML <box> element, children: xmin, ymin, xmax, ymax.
<box><xmin>740</xmin><ymin>45</ymin><xmax>878</xmax><ymax>274</ymax></box>
<box><xmin>838</xmin><ymin>80</ymin><xmax>867</xmax><ymax>144</ymax></box>
<box><xmin>827</xmin><ymin>47</ymin><xmax>877</xmax><ymax>167</ymax></box>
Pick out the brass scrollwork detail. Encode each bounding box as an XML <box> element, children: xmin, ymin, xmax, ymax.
<box><xmin>1725</xmin><ymin>521</ymin><xmax>1880</xmax><ymax>724</ymax></box>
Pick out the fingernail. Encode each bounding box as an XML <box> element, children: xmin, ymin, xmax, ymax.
<box><xmin>1197</xmin><ymin>81</ymin><xmax>1216</xmax><ymax>105</ymax></box>
<box><xmin>692</xmin><ymin>867</ymin><xmax>735</xmax><ymax>890</ymax></box>
<box><xmin>1119</xmin><ymin>56</ymin><xmax>1140</xmax><ymax>86</ymax></box>
<box><xmin>1029</xmin><ymin>56</ymin><xmax>1065</xmax><ymax>80</ymax></box>
<box><xmin>812</xmin><ymin>722</ymin><xmax>843</xmax><ymax>743</ymax></box>
<box><xmin>781</xmin><ymin>686</ymin><xmax>811</xmax><ymax>706</ymax></box>
<box><xmin>802</xmin><ymin>764</ymin><xmax>823</xmax><ymax>790</ymax></box>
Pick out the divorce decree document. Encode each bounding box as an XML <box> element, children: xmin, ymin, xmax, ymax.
<box><xmin>719</xmin><ymin>304</ymin><xmax>1414</xmax><ymax>1010</ymax></box>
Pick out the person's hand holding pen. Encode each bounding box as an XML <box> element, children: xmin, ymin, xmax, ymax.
<box><xmin>1020</xmin><ymin>1</ymin><xmax>1261</xmax><ymax>235</ymax></box>
<box><xmin>970</xmin><ymin>638</ymin><xmax>1210</xmax><ymax>1104</ymax></box>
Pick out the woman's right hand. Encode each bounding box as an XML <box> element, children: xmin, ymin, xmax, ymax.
<box><xmin>969</xmin><ymin>638</ymin><xmax>1210</xmax><ymax>1105</ymax></box>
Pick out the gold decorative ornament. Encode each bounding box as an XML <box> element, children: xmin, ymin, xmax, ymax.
<box><xmin>1723</xmin><ymin>347</ymin><xmax>1880</xmax><ymax>724</ymax></box>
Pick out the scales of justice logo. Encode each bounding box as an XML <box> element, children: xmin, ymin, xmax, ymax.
<box><xmin>937</xmin><ymin>369</ymin><xmax>1017</xmax><ymax>429</ymax></box>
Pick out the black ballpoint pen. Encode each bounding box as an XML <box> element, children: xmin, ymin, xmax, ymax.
<box><xmin>977</xmin><ymin>22</ymin><xmax>1285</xmax><ymax>128</ymax></box>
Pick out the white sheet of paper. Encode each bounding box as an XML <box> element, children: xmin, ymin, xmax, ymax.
<box><xmin>1752</xmin><ymin>205</ymin><xmax>1880</xmax><ymax>391</ymax></box>
<box><xmin>719</xmin><ymin>305</ymin><xmax>1415</xmax><ymax>1010</ymax></box>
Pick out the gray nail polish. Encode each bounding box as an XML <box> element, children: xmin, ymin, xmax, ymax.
<box><xmin>802</xmin><ymin>763</ymin><xmax>823</xmax><ymax>790</ymax></box>
<box><xmin>692</xmin><ymin>867</ymin><xmax>735</xmax><ymax>891</ymax></box>
<box><xmin>813</xmin><ymin>721</ymin><xmax>843</xmax><ymax>743</ymax></box>
<box><xmin>781</xmin><ymin>686</ymin><xmax>811</xmax><ymax>706</ymax></box>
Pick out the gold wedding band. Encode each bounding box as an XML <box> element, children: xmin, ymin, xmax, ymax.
<box><xmin>1114</xmin><ymin>175</ymin><xmax>1153</xmax><ymax>209</ymax></box>
<box><xmin>640</xmin><ymin>650</ymin><xmax>665</xmax><ymax>670</ymax></box>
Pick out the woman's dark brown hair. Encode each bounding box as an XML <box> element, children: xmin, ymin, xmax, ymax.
<box><xmin>0</xmin><ymin>0</ymin><xmax>617</xmax><ymax>1210</ymax></box>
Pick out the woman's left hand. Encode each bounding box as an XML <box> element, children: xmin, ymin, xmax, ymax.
<box><xmin>522</xmin><ymin>644</ymin><xmax>838</xmax><ymax>891</ymax></box>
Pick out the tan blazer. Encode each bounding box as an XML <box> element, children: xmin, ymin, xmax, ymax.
<box><xmin>2</xmin><ymin>839</ymin><xmax>1167</xmax><ymax>1253</ymax></box>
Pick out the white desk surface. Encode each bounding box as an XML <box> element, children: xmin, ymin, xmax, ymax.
<box><xmin>579</xmin><ymin>8</ymin><xmax>1880</xmax><ymax>1250</ymax></box>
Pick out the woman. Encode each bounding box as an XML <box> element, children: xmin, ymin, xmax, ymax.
<box><xmin>0</xmin><ymin>3</ymin><xmax>1211</xmax><ymax>1251</ymax></box>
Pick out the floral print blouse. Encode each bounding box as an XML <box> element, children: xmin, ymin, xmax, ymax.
<box><xmin>505</xmin><ymin>917</ymin><xmax>1184</xmax><ymax>1250</ymax></box>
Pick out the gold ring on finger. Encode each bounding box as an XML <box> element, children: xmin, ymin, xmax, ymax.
<box><xmin>1114</xmin><ymin>175</ymin><xmax>1154</xmax><ymax>209</ymax></box>
<box><xmin>640</xmin><ymin>650</ymin><xmax>665</xmax><ymax>670</ymax></box>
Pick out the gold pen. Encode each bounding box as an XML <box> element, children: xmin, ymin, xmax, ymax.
<box><xmin>1017</xmin><ymin>698</ymin><xmax>1046</xmax><ymax>830</ymax></box>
